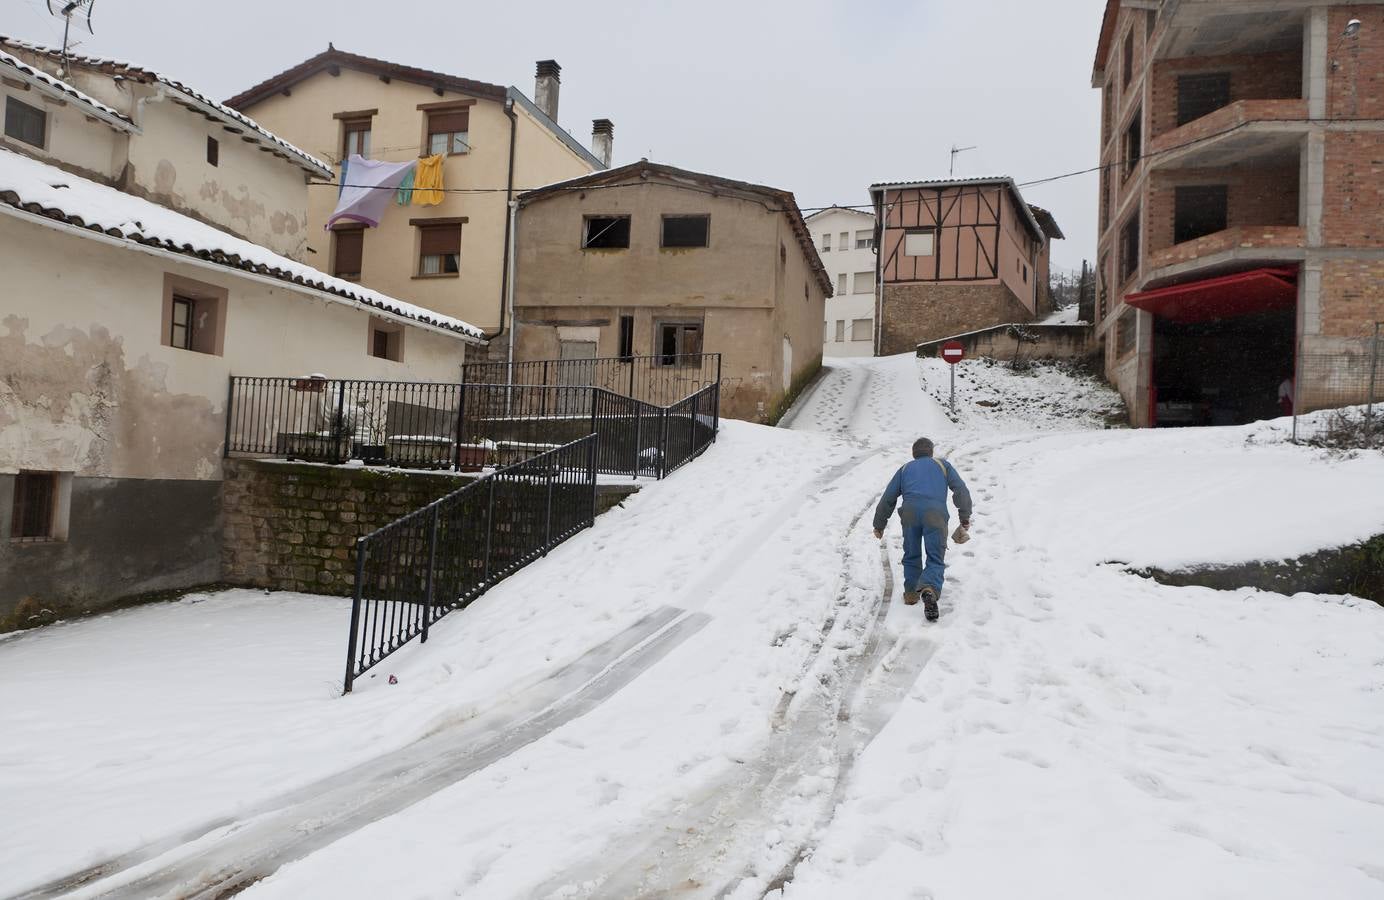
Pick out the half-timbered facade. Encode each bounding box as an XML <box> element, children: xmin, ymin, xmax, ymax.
<box><xmin>869</xmin><ymin>177</ymin><xmax>1062</xmax><ymax>355</ymax></box>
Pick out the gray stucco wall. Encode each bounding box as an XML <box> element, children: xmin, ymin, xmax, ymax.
<box><xmin>0</xmin><ymin>475</ymin><xmax>222</xmax><ymax>630</ymax></box>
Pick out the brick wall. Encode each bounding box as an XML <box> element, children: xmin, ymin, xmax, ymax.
<box><xmin>1323</xmin><ymin>131</ymin><xmax>1384</xmax><ymax>248</ymax></box>
<box><xmin>879</xmin><ymin>282</ymin><xmax>1033</xmax><ymax>356</ymax></box>
<box><xmin>1328</xmin><ymin>6</ymin><xmax>1384</xmax><ymax>120</ymax></box>
<box><xmin>221</xmin><ymin>459</ymin><xmax>636</xmax><ymax>595</ymax></box>
<box><xmin>1146</xmin><ymin>164</ymin><xmax>1300</xmax><ymax>255</ymax></box>
<box><xmin>1150</xmin><ymin>50</ymin><xmax>1302</xmax><ymax>138</ymax></box>
<box><xmin>1320</xmin><ymin>259</ymin><xmax>1384</xmax><ymax>337</ymax></box>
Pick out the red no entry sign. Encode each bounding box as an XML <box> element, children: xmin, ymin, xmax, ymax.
<box><xmin>941</xmin><ymin>340</ymin><xmax>965</xmax><ymax>364</ymax></box>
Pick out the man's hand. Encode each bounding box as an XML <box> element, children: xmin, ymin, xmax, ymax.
<box><xmin>960</xmin><ymin>520</ymin><xmax>971</xmax><ymax>531</ymax></box>
<box><xmin>873</xmin><ymin>528</ymin><xmax>884</xmax><ymax>540</ymax></box>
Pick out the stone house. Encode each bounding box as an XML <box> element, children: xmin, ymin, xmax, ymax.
<box><xmin>0</xmin><ymin>45</ymin><xmax>482</xmax><ymax>630</ymax></box>
<box><xmin>869</xmin><ymin>177</ymin><xmax>1063</xmax><ymax>356</ymax></box>
<box><xmin>225</xmin><ymin>48</ymin><xmax>610</xmax><ymax>348</ymax></box>
<box><xmin>1092</xmin><ymin>1</ymin><xmax>1384</xmax><ymax>427</ymax></box>
<box><xmin>512</xmin><ymin>161</ymin><xmax>832</xmax><ymax>422</ymax></box>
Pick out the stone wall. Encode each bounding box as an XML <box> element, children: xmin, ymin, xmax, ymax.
<box><xmin>879</xmin><ymin>282</ymin><xmax>1033</xmax><ymax>356</ymax></box>
<box><xmin>917</xmin><ymin>323</ymin><xmax>1093</xmax><ymax>363</ymax></box>
<box><xmin>221</xmin><ymin>459</ymin><xmax>637</xmax><ymax>595</ymax></box>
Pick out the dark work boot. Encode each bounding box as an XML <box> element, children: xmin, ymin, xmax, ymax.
<box><xmin>921</xmin><ymin>587</ymin><xmax>939</xmax><ymax>622</ymax></box>
<box><xmin>903</xmin><ymin>589</ymin><xmax>920</xmax><ymax>606</ymax></box>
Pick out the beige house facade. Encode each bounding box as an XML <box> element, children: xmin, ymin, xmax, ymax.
<box><xmin>0</xmin><ymin>51</ymin><xmax>480</xmax><ymax>630</ymax></box>
<box><xmin>514</xmin><ymin>162</ymin><xmax>831</xmax><ymax>422</ymax></box>
<box><xmin>869</xmin><ymin>177</ymin><xmax>1063</xmax><ymax>356</ymax></box>
<box><xmin>226</xmin><ymin>48</ymin><xmax>609</xmax><ymax>347</ymax></box>
<box><xmin>807</xmin><ymin>206</ymin><xmax>878</xmax><ymax>358</ymax></box>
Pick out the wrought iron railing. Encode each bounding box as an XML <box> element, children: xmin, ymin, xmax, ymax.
<box><xmin>462</xmin><ymin>352</ymin><xmax>721</xmax><ymax>408</ymax></box>
<box><xmin>227</xmin><ymin>377</ymin><xmax>721</xmax><ymax>477</ymax></box>
<box><xmin>344</xmin><ymin>435</ymin><xmax>598</xmax><ymax>692</ymax></box>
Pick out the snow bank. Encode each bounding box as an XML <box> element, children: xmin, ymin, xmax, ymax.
<box><xmin>918</xmin><ymin>356</ymin><xmax>1125</xmax><ymax>433</ymax></box>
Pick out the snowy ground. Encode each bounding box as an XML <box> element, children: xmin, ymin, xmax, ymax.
<box><xmin>4</xmin><ymin>354</ymin><xmax>1384</xmax><ymax>899</ymax></box>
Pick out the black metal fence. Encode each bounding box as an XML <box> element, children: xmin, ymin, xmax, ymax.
<box><xmin>463</xmin><ymin>353</ymin><xmax>721</xmax><ymax>408</ymax></box>
<box><xmin>228</xmin><ymin>376</ymin><xmax>722</xmax><ymax>477</ymax></box>
<box><xmin>344</xmin><ymin>435</ymin><xmax>598</xmax><ymax>692</ymax></box>
<box><xmin>1293</xmin><ymin>323</ymin><xmax>1382</xmax><ymax>449</ymax></box>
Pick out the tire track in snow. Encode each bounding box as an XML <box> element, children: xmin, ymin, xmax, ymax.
<box><xmin>11</xmin><ymin>607</ymin><xmax>710</xmax><ymax>900</ymax></box>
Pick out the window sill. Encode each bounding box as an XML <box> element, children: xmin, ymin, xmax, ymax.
<box><xmin>163</xmin><ymin>345</ymin><xmax>223</xmax><ymax>357</ymax></box>
<box><xmin>411</xmin><ymin>273</ymin><xmax>460</xmax><ymax>280</ymax></box>
<box><xmin>9</xmin><ymin>537</ymin><xmax>63</xmax><ymax>545</ymax></box>
<box><xmin>581</xmin><ymin>247</ymin><xmax>630</xmax><ymax>252</ymax></box>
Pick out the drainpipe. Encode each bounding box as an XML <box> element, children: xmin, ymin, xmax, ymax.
<box><xmin>873</xmin><ymin>189</ymin><xmax>885</xmax><ymax>356</ymax></box>
<box><xmin>506</xmin><ymin>197</ymin><xmax>519</xmax><ymax>405</ymax></box>
<box><xmin>488</xmin><ymin>96</ymin><xmax>519</xmax><ymax>350</ymax></box>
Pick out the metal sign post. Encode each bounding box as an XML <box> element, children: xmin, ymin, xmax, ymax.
<box><xmin>941</xmin><ymin>340</ymin><xmax>965</xmax><ymax>416</ymax></box>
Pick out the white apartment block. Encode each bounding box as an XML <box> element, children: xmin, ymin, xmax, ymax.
<box><xmin>806</xmin><ymin>206</ymin><xmax>876</xmax><ymax>357</ymax></box>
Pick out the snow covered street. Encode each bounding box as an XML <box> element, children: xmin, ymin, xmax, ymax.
<box><xmin>4</xmin><ymin>354</ymin><xmax>1384</xmax><ymax>899</ymax></box>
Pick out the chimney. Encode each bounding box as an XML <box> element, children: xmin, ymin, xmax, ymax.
<box><xmin>534</xmin><ymin>60</ymin><xmax>561</xmax><ymax>121</ymax></box>
<box><xmin>591</xmin><ymin>119</ymin><xmax>614</xmax><ymax>168</ymax></box>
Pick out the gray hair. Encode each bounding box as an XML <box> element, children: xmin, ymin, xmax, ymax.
<box><xmin>912</xmin><ymin>437</ymin><xmax>934</xmax><ymax>458</ymax></box>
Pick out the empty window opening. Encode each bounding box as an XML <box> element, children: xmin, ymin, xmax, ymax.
<box><xmin>206</xmin><ymin>136</ymin><xmax>219</xmax><ymax>167</ymax></box>
<box><xmin>342</xmin><ymin>117</ymin><xmax>371</xmax><ymax>158</ymax></box>
<box><xmin>1122</xmin><ymin>28</ymin><xmax>1135</xmax><ymax>90</ymax></box>
<box><xmin>903</xmin><ymin>228</ymin><xmax>935</xmax><ymax>257</ymax></box>
<box><xmin>657</xmin><ymin>321</ymin><xmax>703</xmax><ymax>366</ymax></box>
<box><xmin>333</xmin><ymin>226</ymin><xmax>364</xmax><ymax>280</ymax></box>
<box><xmin>369</xmin><ymin>318</ymin><xmax>403</xmax><ymax>362</ymax></box>
<box><xmin>583</xmin><ymin>215</ymin><xmax>630</xmax><ymax>249</ymax></box>
<box><xmin>418</xmin><ymin>224</ymin><xmax>461</xmax><ymax>275</ymax></box>
<box><xmin>427</xmin><ymin>108</ymin><xmax>469</xmax><ymax>155</ymax></box>
<box><xmin>661</xmin><ymin>215</ymin><xmax>710</xmax><ymax>248</ymax></box>
<box><xmin>1120</xmin><ymin>209</ymin><xmax>1141</xmax><ymax>283</ymax></box>
<box><xmin>1102</xmin><ymin>82</ymin><xmax>1113</xmax><ymax>145</ymax></box>
<box><xmin>4</xmin><ymin>96</ymin><xmax>46</xmax><ymax>147</ymax></box>
<box><xmin>11</xmin><ymin>470</ymin><xmax>70</xmax><ymax>542</ymax></box>
<box><xmin>1177</xmin><ymin>73</ymin><xmax>1231</xmax><ymax>127</ymax></box>
<box><xmin>1174</xmin><ymin>185</ymin><xmax>1228</xmax><ymax>244</ymax></box>
<box><xmin>1123</xmin><ymin>108</ymin><xmax>1143</xmax><ymax>181</ymax></box>
<box><xmin>618</xmin><ymin>314</ymin><xmax>634</xmax><ymax>361</ymax></box>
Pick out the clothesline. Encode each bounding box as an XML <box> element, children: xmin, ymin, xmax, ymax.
<box><xmin>325</xmin><ymin>153</ymin><xmax>446</xmax><ymax>229</ymax></box>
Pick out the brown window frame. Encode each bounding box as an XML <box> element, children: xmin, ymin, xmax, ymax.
<box><xmin>10</xmin><ymin>471</ymin><xmax>56</xmax><ymax>542</ymax></box>
<box><xmin>341</xmin><ymin>117</ymin><xmax>372</xmax><ymax>159</ymax></box>
<box><xmin>426</xmin><ymin>108</ymin><xmax>470</xmax><ymax>156</ymax></box>
<box><xmin>332</xmin><ymin>226</ymin><xmax>365</xmax><ymax>281</ymax></box>
<box><xmin>415</xmin><ymin>222</ymin><xmax>462</xmax><ymax>278</ymax></box>
<box><xmin>161</xmin><ymin>274</ymin><xmax>227</xmax><ymax>356</ymax></box>
<box><xmin>367</xmin><ymin>317</ymin><xmax>405</xmax><ymax>362</ymax></box>
<box><xmin>654</xmin><ymin>319</ymin><xmax>704</xmax><ymax>367</ymax></box>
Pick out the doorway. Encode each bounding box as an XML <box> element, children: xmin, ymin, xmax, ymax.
<box><xmin>1151</xmin><ymin>307</ymin><xmax>1295</xmax><ymax>427</ymax></box>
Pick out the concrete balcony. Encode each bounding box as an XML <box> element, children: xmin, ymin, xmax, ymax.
<box><xmin>1148</xmin><ymin>99</ymin><xmax>1309</xmax><ymax>169</ymax></box>
<box><xmin>1146</xmin><ymin>225</ymin><xmax>1305</xmax><ymax>281</ymax></box>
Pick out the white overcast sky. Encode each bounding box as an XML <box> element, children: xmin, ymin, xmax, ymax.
<box><xmin>10</xmin><ymin>0</ymin><xmax>1107</xmax><ymax>271</ymax></box>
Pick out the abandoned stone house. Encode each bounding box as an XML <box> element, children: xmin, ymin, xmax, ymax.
<box><xmin>511</xmin><ymin>161</ymin><xmax>832</xmax><ymax>422</ymax></box>
<box><xmin>0</xmin><ymin>41</ymin><xmax>481</xmax><ymax>630</ymax></box>
<box><xmin>1093</xmin><ymin>1</ymin><xmax>1384</xmax><ymax>427</ymax></box>
<box><xmin>869</xmin><ymin>176</ymin><xmax>1064</xmax><ymax>356</ymax></box>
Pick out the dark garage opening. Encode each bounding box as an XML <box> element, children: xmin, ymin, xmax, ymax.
<box><xmin>1152</xmin><ymin>306</ymin><xmax>1295</xmax><ymax>427</ymax></box>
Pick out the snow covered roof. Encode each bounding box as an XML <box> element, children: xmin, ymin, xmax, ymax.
<box><xmin>0</xmin><ymin>36</ymin><xmax>331</xmax><ymax>177</ymax></box>
<box><xmin>0</xmin><ymin>48</ymin><xmax>134</xmax><ymax>132</ymax></box>
<box><xmin>869</xmin><ymin>176</ymin><xmax>1048</xmax><ymax>244</ymax></box>
<box><xmin>0</xmin><ymin>148</ymin><xmax>483</xmax><ymax>341</ymax></box>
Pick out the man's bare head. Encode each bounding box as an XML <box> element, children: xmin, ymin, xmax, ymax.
<box><xmin>912</xmin><ymin>438</ymin><xmax>935</xmax><ymax>458</ymax></box>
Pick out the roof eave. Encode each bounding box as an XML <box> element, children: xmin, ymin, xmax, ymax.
<box><xmin>0</xmin><ymin>55</ymin><xmax>136</xmax><ymax>134</ymax></box>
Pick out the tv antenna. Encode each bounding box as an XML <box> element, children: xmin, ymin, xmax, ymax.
<box><xmin>949</xmin><ymin>144</ymin><xmax>976</xmax><ymax>177</ymax></box>
<box><xmin>46</xmin><ymin>0</ymin><xmax>96</xmax><ymax>75</ymax></box>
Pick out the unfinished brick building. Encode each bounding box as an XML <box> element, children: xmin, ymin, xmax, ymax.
<box><xmin>1094</xmin><ymin>1</ymin><xmax>1384</xmax><ymax>426</ymax></box>
<box><xmin>869</xmin><ymin>178</ymin><xmax>1063</xmax><ymax>356</ymax></box>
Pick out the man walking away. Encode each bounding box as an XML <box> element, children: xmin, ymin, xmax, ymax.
<box><xmin>872</xmin><ymin>438</ymin><xmax>972</xmax><ymax>621</ymax></box>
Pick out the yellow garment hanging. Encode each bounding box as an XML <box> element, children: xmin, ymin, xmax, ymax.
<box><xmin>411</xmin><ymin>154</ymin><xmax>445</xmax><ymax>206</ymax></box>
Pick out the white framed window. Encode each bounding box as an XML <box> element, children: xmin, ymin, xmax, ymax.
<box><xmin>853</xmin><ymin>271</ymin><xmax>874</xmax><ymax>294</ymax></box>
<box><xmin>837</xmin><ymin>273</ymin><xmax>846</xmax><ymax>295</ymax></box>
<box><xmin>821</xmin><ymin>233</ymin><xmax>831</xmax><ymax>252</ymax></box>
<box><xmin>839</xmin><ymin>231</ymin><xmax>849</xmax><ymax>249</ymax></box>
<box><xmin>904</xmin><ymin>229</ymin><xmax>935</xmax><ymax>257</ymax></box>
<box><xmin>855</xmin><ymin>231</ymin><xmax>874</xmax><ymax>249</ymax></box>
<box><xmin>834</xmin><ymin>320</ymin><xmax>846</xmax><ymax>342</ymax></box>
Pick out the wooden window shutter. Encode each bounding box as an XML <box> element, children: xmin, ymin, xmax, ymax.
<box><xmin>428</xmin><ymin>109</ymin><xmax>469</xmax><ymax>134</ymax></box>
<box><xmin>334</xmin><ymin>228</ymin><xmax>364</xmax><ymax>274</ymax></box>
<box><xmin>419</xmin><ymin>224</ymin><xmax>461</xmax><ymax>255</ymax></box>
